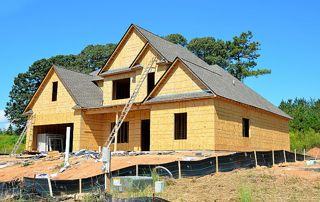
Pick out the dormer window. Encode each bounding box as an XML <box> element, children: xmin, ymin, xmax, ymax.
<box><xmin>112</xmin><ymin>78</ymin><xmax>130</xmax><ymax>100</ymax></box>
<box><xmin>52</xmin><ymin>81</ymin><xmax>58</xmax><ymax>101</ymax></box>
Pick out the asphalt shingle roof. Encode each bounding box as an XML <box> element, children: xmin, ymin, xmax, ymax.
<box><xmin>54</xmin><ymin>66</ymin><xmax>103</xmax><ymax>108</ymax></box>
<box><xmin>134</xmin><ymin>24</ymin><xmax>290</xmax><ymax>119</ymax></box>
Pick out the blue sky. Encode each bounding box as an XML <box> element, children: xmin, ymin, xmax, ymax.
<box><xmin>0</xmin><ymin>0</ymin><xmax>319</xmax><ymax>129</ymax></box>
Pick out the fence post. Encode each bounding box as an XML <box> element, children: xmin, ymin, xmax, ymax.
<box><xmin>272</xmin><ymin>150</ymin><xmax>275</xmax><ymax>166</ymax></box>
<box><xmin>136</xmin><ymin>164</ymin><xmax>139</xmax><ymax>176</ymax></box>
<box><xmin>254</xmin><ymin>150</ymin><xmax>258</xmax><ymax>167</ymax></box>
<box><xmin>283</xmin><ymin>150</ymin><xmax>287</xmax><ymax>163</ymax></box>
<box><xmin>215</xmin><ymin>155</ymin><xmax>219</xmax><ymax>173</ymax></box>
<box><xmin>178</xmin><ymin>161</ymin><xmax>182</xmax><ymax>179</ymax></box>
<box><xmin>79</xmin><ymin>178</ymin><xmax>82</xmax><ymax>194</ymax></box>
<box><xmin>47</xmin><ymin>177</ymin><xmax>53</xmax><ymax>197</ymax></box>
<box><xmin>294</xmin><ymin>149</ymin><xmax>297</xmax><ymax>162</ymax></box>
<box><xmin>304</xmin><ymin>149</ymin><xmax>306</xmax><ymax>161</ymax></box>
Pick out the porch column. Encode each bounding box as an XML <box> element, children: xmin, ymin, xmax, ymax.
<box><xmin>114</xmin><ymin>112</ymin><xmax>119</xmax><ymax>152</ymax></box>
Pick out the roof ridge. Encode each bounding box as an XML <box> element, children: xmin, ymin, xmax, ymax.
<box><xmin>53</xmin><ymin>65</ymin><xmax>95</xmax><ymax>78</ymax></box>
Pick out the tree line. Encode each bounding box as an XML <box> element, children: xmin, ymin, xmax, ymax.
<box><xmin>5</xmin><ymin>31</ymin><xmax>269</xmax><ymax>132</ymax></box>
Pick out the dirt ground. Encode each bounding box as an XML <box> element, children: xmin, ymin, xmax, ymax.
<box><xmin>160</xmin><ymin>162</ymin><xmax>320</xmax><ymax>202</ymax></box>
<box><xmin>308</xmin><ymin>147</ymin><xmax>320</xmax><ymax>158</ymax></box>
<box><xmin>0</xmin><ymin>151</ymin><xmax>229</xmax><ymax>181</ymax></box>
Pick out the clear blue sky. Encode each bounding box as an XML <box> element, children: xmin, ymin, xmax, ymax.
<box><xmin>0</xmin><ymin>0</ymin><xmax>319</xmax><ymax>129</ymax></box>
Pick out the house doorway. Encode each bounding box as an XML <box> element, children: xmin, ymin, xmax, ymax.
<box><xmin>141</xmin><ymin>120</ymin><xmax>150</xmax><ymax>151</ymax></box>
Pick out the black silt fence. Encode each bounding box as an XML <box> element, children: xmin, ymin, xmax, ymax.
<box><xmin>217</xmin><ymin>152</ymin><xmax>255</xmax><ymax>172</ymax></box>
<box><xmin>296</xmin><ymin>153</ymin><xmax>305</xmax><ymax>161</ymax></box>
<box><xmin>180</xmin><ymin>157</ymin><xmax>216</xmax><ymax>177</ymax></box>
<box><xmin>0</xmin><ymin>181</ymin><xmax>20</xmax><ymax>199</ymax></box>
<box><xmin>256</xmin><ymin>151</ymin><xmax>273</xmax><ymax>167</ymax></box>
<box><xmin>285</xmin><ymin>151</ymin><xmax>295</xmax><ymax>162</ymax></box>
<box><xmin>51</xmin><ymin>179</ymin><xmax>79</xmax><ymax>196</ymax></box>
<box><xmin>81</xmin><ymin>174</ymin><xmax>105</xmax><ymax>193</ymax></box>
<box><xmin>274</xmin><ymin>150</ymin><xmax>285</xmax><ymax>164</ymax></box>
<box><xmin>112</xmin><ymin>165</ymin><xmax>136</xmax><ymax>177</ymax></box>
<box><xmin>138</xmin><ymin>162</ymin><xmax>179</xmax><ymax>178</ymax></box>
<box><xmin>23</xmin><ymin>177</ymin><xmax>50</xmax><ymax>197</ymax></box>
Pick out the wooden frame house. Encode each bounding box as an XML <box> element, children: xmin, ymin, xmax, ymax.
<box><xmin>24</xmin><ymin>24</ymin><xmax>291</xmax><ymax>152</ymax></box>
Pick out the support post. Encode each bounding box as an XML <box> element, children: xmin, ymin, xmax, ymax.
<box><xmin>47</xmin><ymin>177</ymin><xmax>53</xmax><ymax>197</ymax></box>
<box><xmin>114</xmin><ymin>112</ymin><xmax>119</xmax><ymax>152</ymax></box>
<box><xmin>294</xmin><ymin>149</ymin><xmax>297</xmax><ymax>162</ymax></box>
<box><xmin>64</xmin><ymin>127</ymin><xmax>71</xmax><ymax>167</ymax></box>
<box><xmin>283</xmin><ymin>150</ymin><xmax>287</xmax><ymax>163</ymax></box>
<box><xmin>304</xmin><ymin>149</ymin><xmax>306</xmax><ymax>161</ymax></box>
<box><xmin>136</xmin><ymin>164</ymin><xmax>139</xmax><ymax>176</ymax></box>
<box><xmin>102</xmin><ymin>147</ymin><xmax>111</xmax><ymax>192</ymax></box>
<box><xmin>215</xmin><ymin>155</ymin><xmax>219</xmax><ymax>173</ymax></box>
<box><xmin>254</xmin><ymin>150</ymin><xmax>258</xmax><ymax>167</ymax></box>
<box><xmin>178</xmin><ymin>161</ymin><xmax>182</xmax><ymax>179</ymax></box>
<box><xmin>272</xmin><ymin>150</ymin><xmax>275</xmax><ymax>166</ymax></box>
<box><xmin>79</xmin><ymin>178</ymin><xmax>82</xmax><ymax>194</ymax></box>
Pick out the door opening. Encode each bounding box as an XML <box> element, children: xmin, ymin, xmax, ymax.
<box><xmin>141</xmin><ymin>120</ymin><xmax>150</xmax><ymax>151</ymax></box>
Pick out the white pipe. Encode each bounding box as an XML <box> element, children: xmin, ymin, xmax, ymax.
<box><xmin>64</xmin><ymin>127</ymin><xmax>71</xmax><ymax>167</ymax></box>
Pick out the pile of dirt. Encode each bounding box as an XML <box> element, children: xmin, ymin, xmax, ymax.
<box><xmin>307</xmin><ymin>147</ymin><xmax>320</xmax><ymax>158</ymax></box>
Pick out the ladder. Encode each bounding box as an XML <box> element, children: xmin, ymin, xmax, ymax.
<box><xmin>10</xmin><ymin>114</ymin><xmax>33</xmax><ymax>155</ymax></box>
<box><xmin>104</xmin><ymin>57</ymin><xmax>157</xmax><ymax>149</ymax></box>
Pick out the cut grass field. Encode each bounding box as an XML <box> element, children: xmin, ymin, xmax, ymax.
<box><xmin>0</xmin><ymin>134</ymin><xmax>25</xmax><ymax>154</ymax></box>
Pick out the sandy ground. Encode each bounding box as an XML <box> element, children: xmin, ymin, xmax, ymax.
<box><xmin>160</xmin><ymin>162</ymin><xmax>320</xmax><ymax>202</ymax></box>
<box><xmin>0</xmin><ymin>151</ymin><xmax>229</xmax><ymax>181</ymax></box>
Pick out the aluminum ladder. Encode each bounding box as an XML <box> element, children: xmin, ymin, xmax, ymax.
<box><xmin>105</xmin><ymin>57</ymin><xmax>157</xmax><ymax>149</ymax></box>
<box><xmin>10</xmin><ymin>114</ymin><xmax>33</xmax><ymax>155</ymax></box>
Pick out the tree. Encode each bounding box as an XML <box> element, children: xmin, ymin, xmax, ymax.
<box><xmin>164</xmin><ymin>34</ymin><xmax>188</xmax><ymax>47</ymax></box>
<box><xmin>226</xmin><ymin>31</ymin><xmax>271</xmax><ymax>81</ymax></box>
<box><xmin>187</xmin><ymin>37</ymin><xmax>229</xmax><ymax>69</ymax></box>
<box><xmin>5</xmin><ymin>44</ymin><xmax>116</xmax><ymax>132</ymax></box>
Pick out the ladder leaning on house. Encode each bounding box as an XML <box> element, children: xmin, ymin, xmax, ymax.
<box><xmin>10</xmin><ymin>114</ymin><xmax>34</xmax><ymax>155</ymax></box>
<box><xmin>104</xmin><ymin>57</ymin><xmax>158</xmax><ymax>149</ymax></box>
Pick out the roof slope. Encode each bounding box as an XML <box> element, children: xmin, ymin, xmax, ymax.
<box><xmin>54</xmin><ymin>66</ymin><xmax>103</xmax><ymax>108</ymax></box>
<box><xmin>134</xmin><ymin>24</ymin><xmax>290</xmax><ymax>119</ymax></box>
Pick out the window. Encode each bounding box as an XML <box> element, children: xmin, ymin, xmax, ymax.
<box><xmin>147</xmin><ymin>72</ymin><xmax>155</xmax><ymax>94</ymax></box>
<box><xmin>112</xmin><ymin>78</ymin><xmax>130</xmax><ymax>100</ymax></box>
<box><xmin>242</xmin><ymin>118</ymin><xmax>250</xmax><ymax>137</ymax></box>
<box><xmin>52</xmin><ymin>82</ymin><xmax>58</xmax><ymax>101</ymax></box>
<box><xmin>174</xmin><ymin>113</ymin><xmax>187</xmax><ymax>139</ymax></box>
<box><xmin>111</xmin><ymin>122</ymin><xmax>129</xmax><ymax>143</ymax></box>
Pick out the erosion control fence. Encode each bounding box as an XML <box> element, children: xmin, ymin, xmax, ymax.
<box><xmin>1</xmin><ymin>150</ymin><xmax>310</xmax><ymax>198</ymax></box>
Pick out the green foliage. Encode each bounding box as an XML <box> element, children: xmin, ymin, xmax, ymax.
<box><xmin>0</xmin><ymin>134</ymin><xmax>25</xmax><ymax>154</ymax></box>
<box><xmin>290</xmin><ymin>129</ymin><xmax>320</xmax><ymax>151</ymax></box>
<box><xmin>5</xmin><ymin>43</ymin><xmax>116</xmax><ymax>132</ymax></box>
<box><xmin>279</xmin><ymin>98</ymin><xmax>320</xmax><ymax>132</ymax></box>
<box><xmin>163</xmin><ymin>34</ymin><xmax>188</xmax><ymax>47</ymax></box>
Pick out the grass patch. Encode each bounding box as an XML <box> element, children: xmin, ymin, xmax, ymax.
<box><xmin>239</xmin><ymin>184</ymin><xmax>252</xmax><ymax>202</ymax></box>
<box><xmin>0</xmin><ymin>134</ymin><xmax>25</xmax><ymax>154</ymax></box>
<box><xmin>290</xmin><ymin>129</ymin><xmax>320</xmax><ymax>152</ymax></box>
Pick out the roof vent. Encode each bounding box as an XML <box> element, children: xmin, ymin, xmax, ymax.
<box><xmin>232</xmin><ymin>79</ymin><xmax>235</xmax><ymax>86</ymax></box>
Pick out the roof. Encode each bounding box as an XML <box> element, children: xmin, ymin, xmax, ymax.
<box><xmin>146</xmin><ymin>91</ymin><xmax>214</xmax><ymax>104</ymax></box>
<box><xmin>99</xmin><ymin>65</ymin><xmax>142</xmax><ymax>77</ymax></box>
<box><xmin>53</xmin><ymin>66</ymin><xmax>103</xmax><ymax>108</ymax></box>
<box><xmin>133</xmin><ymin>24</ymin><xmax>290</xmax><ymax>119</ymax></box>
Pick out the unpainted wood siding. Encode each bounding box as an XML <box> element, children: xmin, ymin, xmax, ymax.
<box><xmin>213</xmin><ymin>98</ymin><xmax>290</xmax><ymax>151</ymax></box>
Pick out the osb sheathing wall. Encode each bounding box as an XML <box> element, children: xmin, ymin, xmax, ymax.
<box><xmin>150</xmin><ymin>99</ymin><xmax>216</xmax><ymax>150</ymax></box>
<box><xmin>152</xmin><ymin>60</ymin><xmax>208</xmax><ymax>97</ymax></box>
<box><xmin>103</xmin><ymin>47</ymin><xmax>166</xmax><ymax>106</ymax></box>
<box><xmin>107</xmin><ymin>29</ymin><xmax>145</xmax><ymax>71</ymax></box>
<box><xmin>25</xmin><ymin>71</ymin><xmax>81</xmax><ymax>151</ymax></box>
<box><xmin>80</xmin><ymin>110</ymin><xmax>150</xmax><ymax>151</ymax></box>
<box><xmin>213</xmin><ymin>98</ymin><xmax>290</xmax><ymax>151</ymax></box>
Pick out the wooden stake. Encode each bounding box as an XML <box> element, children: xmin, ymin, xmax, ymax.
<box><xmin>47</xmin><ymin>177</ymin><xmax>53</xmax><ymax>197</ymax></box>
<box><xmin>283</xmin><ymin>150</ymin><xmax>287</xmax><ymax>163</ymax></box>
<box><xmin>294</xmin><ymin>149</ymin><xmax>297</xmax><ymax>162</ymax></box>
<box><xmin>215</xmin><ymin>155</ymin><xmax>219</xmax><ymax>173</ymax></box>
<box><xmin>272</xmin><ymin>150</ymin><xmax>275</xmax><ymax>166</ymax></box>
<box><xmin>178</xmin><ymin>161</ymin><xmax>182</xmax><ymax>179</ymax></box>
<box><xmin>79</xmin><ymin>179</ymin><xmax>82</xmax><ymax>194</ymax></box>
<box><xmin>304</xmin><ymin>149</ymin><xmax>306</xmax><ymax>161</ymax></box>
<box><xmin>136</xmin><ymin>164</ymin><xmax>139</xmax><ymax>176</ymax></box>
<box><xmin>254</xmin><ymin>150</ymin><xmax>258</xmax><ymax>167</ymax></box>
